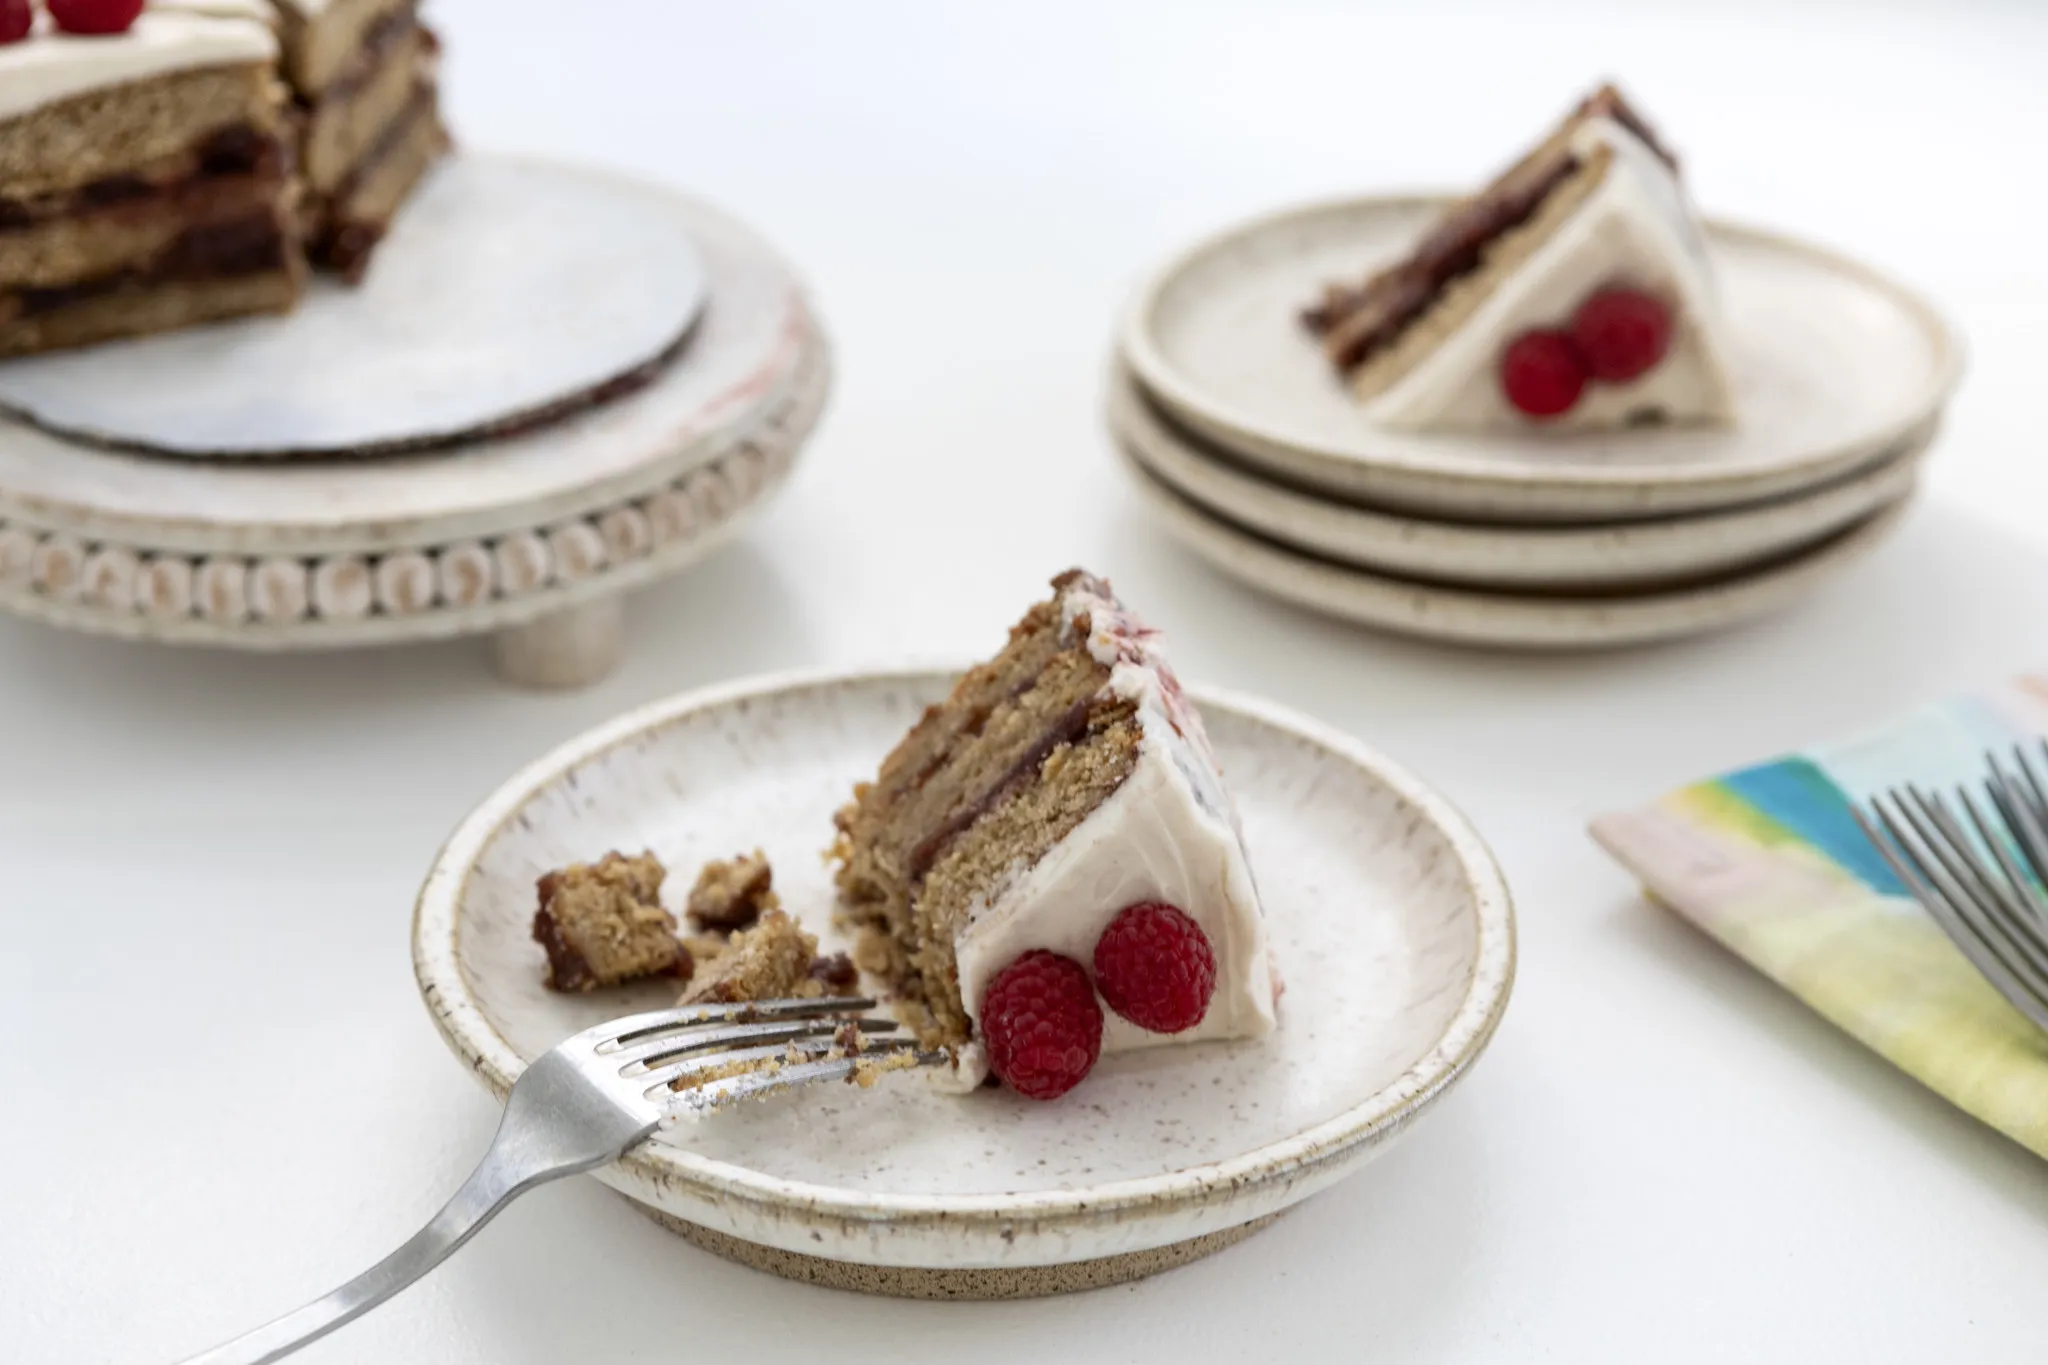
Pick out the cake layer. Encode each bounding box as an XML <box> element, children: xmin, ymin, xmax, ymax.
<box><xmin>0</xmin><ymin>267</ymin><xmax>301</xmax><ymax>357</ymax></box>
<box><xmin>0</xmin><ymin>170</ymin><xmax>293</xmax><ymax>290</ymax></box>
<box><xmin>0</xmin><ymin>64</ymin><xmax>286</xmax><ymax>199</ymax></box>
<box><xmin>301</xmin><ymin>15</ymin><xmax>429</xmax><ymax>190</ymax></box>
<box><xmin>0</xmin><ymin>123</ymin><xmax>285</xmax><ymax>230</ymax></box>
<box><xmin>0</xmin><ymin>0</ymin><xmax>277</xmax><ymax>127</ymax></box>
<box><xmin>273</xmin><ymin>0</ymin><xmax>413</xmax><ymax>97</ymax></box>
<box><xmin>309</xmin><ymin>86</ymin><xmax>446</xmax><ymax>280</ymax></box>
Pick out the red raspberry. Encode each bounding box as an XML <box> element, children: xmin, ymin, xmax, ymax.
<box><xmin>1571</xmin><ymin>287</ymin><xmax>1672</xmax><ymax>383</ymax></box>
<box><xmin>979</xmin><ymin>950</ymin><xmax>1102</xmax><ymax>1100</ymax></box>
<box><xmin>48</xmin><ymin>0</ymin><xmax>145</xmax><ymax>35</ymax></box>
<box><xmin>1093</xmin><ymin>901</ymin><xmax>1216</xmax><ymax>1034</ymax></box>
<box><xmin>0</xmin><ymin>0</ymin><xmax>31</xmax><ymax>45</ymax></box>
<box><xmin>1499</xmin><ymin>330</ymin><xmax>1587</xmax><ymax>420</ymax></box>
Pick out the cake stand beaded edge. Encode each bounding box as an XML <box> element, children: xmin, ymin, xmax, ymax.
<box><xmin>0</xmin><ymin>330</ymin><xmax>831</xmax><ymax>687</ymax></box>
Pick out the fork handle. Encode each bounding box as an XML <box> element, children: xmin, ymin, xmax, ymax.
<box><xmin>175</xmin><ymin>1130</ymin><xmax>596</xmax><ymax>1365</ymax></box>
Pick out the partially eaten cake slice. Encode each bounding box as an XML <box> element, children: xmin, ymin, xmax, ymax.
<box><xmin>0</xmin><ymin>0</ymin><xmax>305</xmax><ymax>357</ymax></box>
<box><xmin>834</xmin><ymin>569</ymin><xmax>1278</xmax><ymax>1099</ymax></box>
<box><xmin>1304</xmin><ymin>83</ymin><xmax>1737</xmax><ymax>433</ymax></box>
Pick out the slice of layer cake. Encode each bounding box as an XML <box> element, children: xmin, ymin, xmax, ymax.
<box><xmin>272</xmin><ymin>0</ymin><xmax>447</xmax><ymax>281</ymax></box>
<box><xmin>1304</xmin><ymin>83</ymin><xmax>1737</xmax><ymax>433</ymax></box>
<box><xmin>834</xmin><ymin>569</ymin><xmax>1277</xmax><ymax>1099</ymax></box>
<box><xmin>0</xmin><ymin>0</ymin><xmax>305</xmax><ymax>357</ymax></box>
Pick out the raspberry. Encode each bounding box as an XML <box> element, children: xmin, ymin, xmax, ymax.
<box><xmin>0</xmin><ymin>0</ymin><xmax>31</xmax><ymax>45</ymax></box>
<box><xmin>48</xmin><ymin>0</ymin><xmax>145</xmax><ymax>35</ymax></box>
<box><xmin>979</xmin><ymin>950</ymin><xmax>1102</xmax><ymax>1100</ymax></box>
<box><xmin>1571</xmin><ymin>287</ymin><xmax>1672</xmax><ymax>383</ymax></box>
<box><xmin>1093</xmin><ymin>901</ymin><xmax>1217</xmax><ymax>1034</ymax></box>
<box><xmin>1499</xmin><ymin>330</ymin><xmax>1587</xmax><ymax>419</ymax></box>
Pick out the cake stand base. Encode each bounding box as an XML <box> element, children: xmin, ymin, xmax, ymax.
<box><xmin>492</xmin><ymin>596</ymin><xmax>625</xmax><ymax>690</ymax></box>
<box><xmin>632</xmin><ymin>1203</ymin><xmax>1285</xmax><ymax>1300</ymax></box>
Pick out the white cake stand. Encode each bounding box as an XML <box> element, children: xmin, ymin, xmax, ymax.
<box><xmin>0</xmin><ymin>156</ymin><xmax>830</xmax><ymax>689</ymax></box>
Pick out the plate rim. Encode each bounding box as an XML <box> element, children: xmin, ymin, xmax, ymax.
<box><xmin>412</xmin><ymin>664</ymin><xmax>1517</xmax><ymax>1232</ymax></box>
<box><xmin>1125</xmin><ymin>450</ymin><xmax>1912</xmax><ymax>647</ymax></box>
<box><xmin>1109</xmin><ymin>363</ymin><xmax>1934</xmax><ymax>588</ymax></box>
<box><xmin>1118</xmin><ymin>192</ymin><xmax>1965</xmax><ymax>506</ymax></box>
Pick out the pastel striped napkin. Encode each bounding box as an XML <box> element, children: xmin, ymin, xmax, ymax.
<box><xmin>1591</xmin><ymin>677</ymin><xmax>2048</xmax><ymax>1158</ymax></box>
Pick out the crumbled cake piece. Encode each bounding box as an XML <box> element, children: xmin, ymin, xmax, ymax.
<box><xmin>686</xmin><ymin>849</ymin><xmax>780</xmax><ymax>932</ymax></box>
<box><xmin>531</xmin><ymin>851</ymin><xmax>687</xmax><ymax>992</ymax></box>
<box><xmin>678</xmin><ymin>909</ymin><xmax>824</xmax><ymax>1005</ymax></box>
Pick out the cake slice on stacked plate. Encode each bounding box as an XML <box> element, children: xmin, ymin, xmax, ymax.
<box><xmin>1111</xmin><ymin>81</ymin><xmax>1959</xmax><ymax>650</ymax></box>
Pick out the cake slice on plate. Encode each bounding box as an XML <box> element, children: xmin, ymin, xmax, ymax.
<box><xmin>1304</xmin><ymin>83</ymin><xmax>1738</xmax><ymax>433</ymax></box>
<box><xmin>271</xmin><ymin>0</ymin><xmax>448</xmax><ymax>280</ymax></box>
<box><xmin>834</xmin><ymin>569</ymin><xmax>1278</xmax><ymax>1099</ymax></box>
<box><xmin>0</xmin><ymin>0</ymin><xmax>305</xmax><ymax>357</ymax></box>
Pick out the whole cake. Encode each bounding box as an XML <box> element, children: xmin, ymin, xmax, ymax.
<box><xmin>833</xmin><ymin>569</ymin><xmax>1278</xmax><ymax>1099</ymax></box>
<box><xmin>0</xmin><ymin>0</ymin><xmax>447</xmax><ymax>357</ymax></box>
<box><xmin>1303</xmin><ymin>83</ymin><xmax>1737</xmax><ymax>433</ymax></box>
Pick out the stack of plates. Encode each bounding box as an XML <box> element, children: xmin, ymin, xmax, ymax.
<box><xmin>1112</xmin><ymin>197</ymin><xmax>1963</xmax><ymax>649</ymax></box>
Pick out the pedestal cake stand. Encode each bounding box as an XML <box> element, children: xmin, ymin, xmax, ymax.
<box><xmin>0</xmin><ymin>156</ymin><xmax>831</xmax><ymax>689</ymax></box>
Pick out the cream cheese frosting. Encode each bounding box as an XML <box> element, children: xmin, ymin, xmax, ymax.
<box><xmin>1362</xmin><ymin>116</ymin><xmax>1739</xmax><ymax>434</ymax></box>
<box><xmin>945</xmin><ymin>576</ymin><xmax>1279</xmax><ymax>1090</ymax></box>
<box><xmin>0</xmin><ymin>1</ymin><xmax>278</xmax><ymax>126</ymax></box>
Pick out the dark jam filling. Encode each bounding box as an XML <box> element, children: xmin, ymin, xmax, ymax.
<box><xmin>11</xmin><ymin>211</ymin><xmax>290</xmax><ymax>318</ymax></box>
<box><xmin>0</xmin><ymin>125</ymin><xmax>287</xmax><ymax>233</ymax></box>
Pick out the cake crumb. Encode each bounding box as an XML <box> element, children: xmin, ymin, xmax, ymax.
<box><xmin>679</xmin><ymin>909</ymin><xmax>824</xmax><ymax>1005</ymax></box>
<box><xmin>686</xmin><ymin>850</ymin><xmax>780</xmax><ymax>932</ymax></box>
<box><xmin>532</xmin><ymin>852</ymin><xmax>687</xmax><ymax>992</ymax></box>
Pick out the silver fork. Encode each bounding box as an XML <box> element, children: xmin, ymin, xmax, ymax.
<box><xmin>178</xmin><ymin>996</ymin><xmax>945</xmax><ymax>1365</ymax></box>
<box><xmin>1853</xmin><ymin>742</ymin><xmax>2048</xmax><ymax>1035</ymax></box>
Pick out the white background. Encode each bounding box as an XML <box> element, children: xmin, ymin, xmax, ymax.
<box><xmin>5</xmin><ymin>1</ymin><xmax>2047</xmax><ymax>1361</ymax></box>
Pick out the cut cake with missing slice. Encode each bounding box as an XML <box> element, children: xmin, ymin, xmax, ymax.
<box><xmin>833</xmin><ymin>569</ymin><xmax>1277</xmax><ymax>1095</ymax></box>
<box><xmin>1304</xmin><ymin>83</ymin><xmax>1738</xmax><ymax>433</ymax></box>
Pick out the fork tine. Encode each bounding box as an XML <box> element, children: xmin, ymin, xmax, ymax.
<box><xmin>1989</xmin><ymin>755</ymin><xmax>2048</xmax><ymax>900</ymax></box>
<box><xmin>612</xmin><ymin>1015</ymin><xmax>897</xmax><ymax>1071</ymax></box>
<box><xmin>595</xmin><ymin>997</ymin><xmax>875</xmax><ymax>1051</ymax></box>
<box><xmin>2015</xmin><ymin>742</ymin><xmax>2048</xmax><ymax>821</ymax></box>
<box><xmin>1868</xmin><ymin>793</ymin><xmax>2048</xmax><ymax>1032</ymax></box>
<box><xmin>1952</xmin><ymin>789</ymin><xmax>2048</xmax><ymax>987</ymax></box>
<box><xmin>667</xmin><ymin>1043</ymin><xmax>949</xmax><ymax>1115</ymax></box>
<box><xmin>631</xmin><ymin>1017</ymin><xmax>899</xmax><ymax>1087</ymax></box>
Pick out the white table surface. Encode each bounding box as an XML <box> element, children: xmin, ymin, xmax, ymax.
<box><xmin>6</xmin><ymin>2</ymin><xmax>2046</xmax><ymax>1361</ymax></box>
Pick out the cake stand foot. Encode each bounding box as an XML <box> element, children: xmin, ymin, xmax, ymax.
<box><xmin>493</xmin><ymin>596</ymin><xmax>626</xmax><ymax>689</ymax></box>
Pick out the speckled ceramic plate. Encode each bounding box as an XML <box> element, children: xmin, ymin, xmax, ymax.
<box><xmin>1126</xmin><ymin>454</ymin><xmax>1911</xmax><ymax>650</ymax></box>
<box><xmin>1109</xmin><ymin>365</ymin><xmax>1933</xmax><ymax>591</ymax></box>
<box><xmin>1119</xmin><ymin>195</ymin><xmax>1961</xmax><ymax>522</ymax></box>
<box><xmin>413</xmin><ymin>668</ymin><xmax>1514</xmax><ymax>1296</ymax></box>
<box><xmin>0</xmin><ymin>155</ymin><xmax>710</xmax><ymax>458</ymax></box>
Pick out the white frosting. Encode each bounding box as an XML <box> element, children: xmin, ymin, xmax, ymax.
<box><xmin>0</xmin><ymin>1</ymin><xmax>278</xmax><ymax>125</ymax></box>
<box><xmin>944</xmin><ymin>577</ymin><xmax>1279</xmax><ymax>1090</ymax></box>
<box><xmin>1362</xmin><ymin>116</ymin><xmax>1739</xmax><ymax>433</ymax></box>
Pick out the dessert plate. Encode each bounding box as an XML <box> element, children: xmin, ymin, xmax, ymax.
<box><xmin>1110</xmin><ymin>366</ymin><xmax>1934</xmax><ymax>591</ymax></box>
<box><xmin>414</xmin><ymin>668</ymin><xmax>1514</xmax><ymax>1296</ymax></box>
<box><xmin>0</xmin><ymin>155</ymin><xmax>710</xmax><ymax>459</ymax></box>
<box><xmin>1120</xmin><ymin>195</ymin><xmax>1961</xmax><ymax>522</ymax></box>
<box><xmin>1125</xmin><ymin>455</ymin><xmax>1910</xmax><ymax>650</ymax></box>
